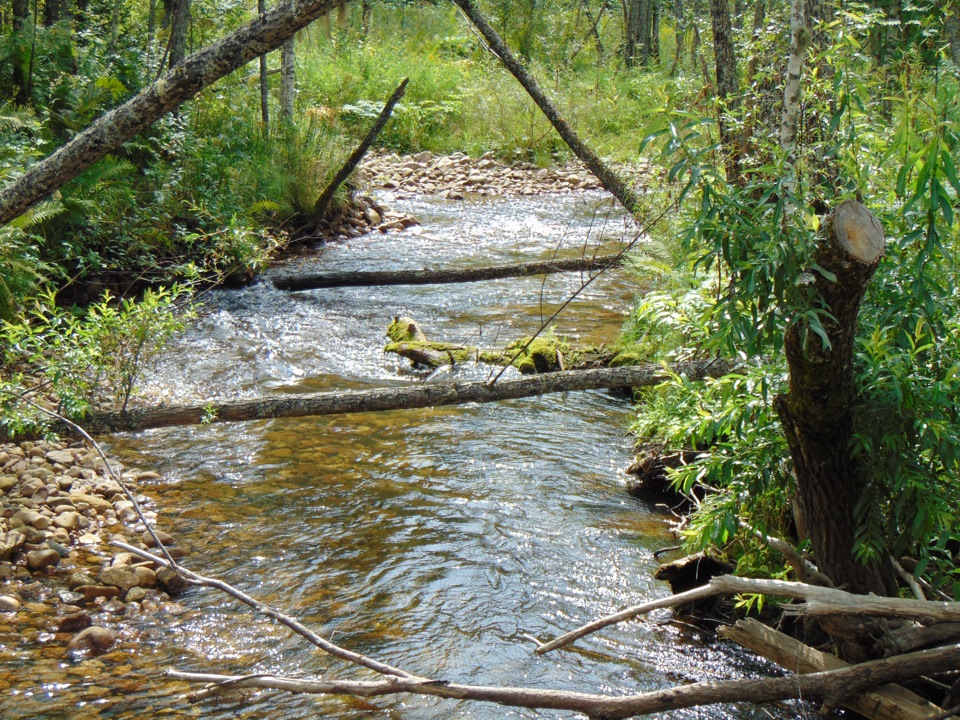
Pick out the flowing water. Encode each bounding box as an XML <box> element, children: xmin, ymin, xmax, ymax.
<box><xmin>3</xmin><ymin>193</ymin><xmax>804</xmax><ymax>719</ymax></box>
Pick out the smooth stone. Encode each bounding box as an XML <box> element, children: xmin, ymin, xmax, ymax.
<box><xmin>68</xmin><ymin>571</ymin><xmax>98</xmax><ymax>590</ymax></box>
<box><xmin>141</xmin><ymin>529</ymin><xmax>174</xmax><ymax>548</ymax></box>
<box><xmin>0</xmin><ymin>595</ymin><xmax>20</xmax><ymax>612</ymax></box>
<box><xmin>56</xmin><ymin>611</ymin><xmax>92</xmax><ymax>632</ymax></box>
<box><xmin>26</xmin><ymin>548</ymin><xmax>61</xmax><ymax>571</ymax></box>
<box><xmin>67</xmin><ymin>626</ymin><xmax>115</xmax><ymax>654</ymax></box>
<box><xmin>53</xmin><ymin>511</ymin><xmax>82</xmax><ymax>531</ymax></box>
<box><xmin>98</xmin><ymin>566</ymin><xmax>140</xmax><ymax>590</ymax></box>
<box><xmin>0</xmin><ymin>530</ymin><xmax>26</xmax><ymax>561</ymax></box>
<box><xmin>76</xmin><ymin>585</ymin><xmax>121</xmax><ymax>601</ymax></box>
<box><xmin>46</xmin><ymin>540</ymin><xmax>71</xmax><ymax>557</ymax></box>
<box><xmin>125</xmin><ymin>587</ymin><xmax>148</xmax><ymax>603</ymax></box>
<box><xmin>45</xmin><ymin>450</ymin><xmax>75</xmax><ymax>465</ymax></box>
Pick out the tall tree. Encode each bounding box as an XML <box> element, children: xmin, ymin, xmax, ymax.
<box><xmin>709</xmin><ymin>0</ymin><xmax>740</xmax><ymax>182</ymax></box>
<box><xmin>280</xmin><ymin>36</ymin><xmax>295</xmax><ymax>118</ymax></box>
<box><xmin>11</xmin><ymin>0</ymin><xmax>30</xmax><ymax>105</ymax></box>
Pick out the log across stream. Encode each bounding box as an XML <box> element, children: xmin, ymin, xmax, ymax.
<box><xmin>10</xmin><ymin>193</ymin><xmax>806</xmax><ymax>720</ymax></box>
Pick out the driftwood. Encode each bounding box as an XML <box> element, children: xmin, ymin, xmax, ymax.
<box><xmin>70</xmin><ymin>361</ymin><xmax>731</xmax><ymax>435</ymax></box>
<box><xmin>451</xmin><ymin>0</ymin><xmax>642</xmax><ymax>218</ymax></box>
<box><xmin>383</xmin><ymin>316</ymin><xmax>617</xmax><ymax>373</ymax></box>
<box><xmin>273</xmin><ymin>253</ymin><xmax>623</xmax><ymax>291</ymax></box>
<box><xmin>167</xmin><ymin>645</ymin><xmax>960</xmax><ymax>719</ymax></box>
<box><xmin>720</xmin><ymin>618</ymin><xmax>958</xmax><ymax>719</ymax></box>
<box><xmin>311</xmin><ymin>78</ymin><xmax>409</xmax><ymax>222</ymax></box>
<box><xmin>535</xmin><ymin>574</ymin><xmax>960</xmax><ymax>655</ymax></box>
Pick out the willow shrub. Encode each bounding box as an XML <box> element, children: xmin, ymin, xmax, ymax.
<box><xmin>626</xmin><ymin>37</ymin><xmax>960</xmax><ymax>594</ymax></box>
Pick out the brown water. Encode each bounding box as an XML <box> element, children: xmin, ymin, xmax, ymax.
<box><xmin>3</xmin><ymin>193</ymin><xmax>803</xmax><ymax>718</ymax></box>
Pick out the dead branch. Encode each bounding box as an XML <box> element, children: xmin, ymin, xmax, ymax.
<box><xmin>536</xmin><ymin>574</ymin><xmax>960</xmax><ymax>655</ymax></box>
<box><xmin>167</xmin><ymin>643</ymin><xmax>960</xmax><ymax>719</ymax></box>
<box><xmin>451</xmin><ymin>0</ymin><xmax>642</xmax><ymax>218</ymax></box>
<box><xmin>311</xmin><ymin>78</ymin><xmax>409</xmax><ymax>222</ymax></box>
<box><xmin>112</xmin><ymin>541</ymin><xmax>421</xmax><ymax>680</ymax></box>
<box><xmin>720</xmin><ymin>617</ymin><xmax>958</xmax><ymax>720</ymax></box>
<box><xmin>37</xmin><ymin>362</ymin><xmax>731</xmax><ymax>436</ymax></box>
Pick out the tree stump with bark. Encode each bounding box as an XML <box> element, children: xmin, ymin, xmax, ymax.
<box><xmin>774</xmin><ymin>200</ymin><xmax>895</xmax><ymax>598</ymax></box>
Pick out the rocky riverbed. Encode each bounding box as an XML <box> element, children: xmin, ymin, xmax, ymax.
<box><xmin>314</xmin><ymin>150</ymin><xmax>651</xmax><ymax>241</ymax></box>
<box><xmin>0</xmin><ymin>439</ymin><xmax>186</xmax><ymax>665</ymax></box>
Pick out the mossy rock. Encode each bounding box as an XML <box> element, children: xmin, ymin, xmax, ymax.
<box><xmin>387</xmin><ymin>316</ymin><xmax>428</xmax><ymax>343</ymax></box>
<box><xmin>609</xmin><ymin>349</ymin><xmax>645</xmax><ymax>367</ymax></box>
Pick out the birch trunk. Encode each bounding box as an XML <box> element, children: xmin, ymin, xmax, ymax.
<box><xmin>280</xmin><ymin>36</ymin><xmax>295</xmax><ymax>118</ymax></box>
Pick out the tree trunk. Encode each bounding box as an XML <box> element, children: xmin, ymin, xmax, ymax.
<box><xmin>273</xmin><ymin>253</ymin><xmax>623</xmax><ymax>291</ymax></box>
<box><xmin>280</xmin><ymin>36</ymin><xmax>295</xmax><ymax>119</ymax></box>
<box><xmin>774</xmin><ymin>201</ymin><xmax>897</xmax><ymax>597</ymax></box>
<box><xmin>311</xmin><ymin>78</ymin><xmax>407</xmax><ymax>222</ymax></box>
<box><xmin>670</xmin><ymin>0</ymin><xmax>683</xmax><ymax>75</ymax></box>
<box><xmin>147</xmin><ymin>0</ymin><xmax>158</xmax><ymax>74</ymax></box>
<box><xmin>55</xmin><ymin>362</ymin><xmax>730</xmax><ymax>436</ymax></box>
<box><xmin>361</xmin><ymin>0</ymin><xmax>371</xmax><ymax>34</ymax></box>
<box><xmin>168</xmin><ymin>0</ymin><xmax>190</xmax><ymax>68</ymax></box>
<box><xmin>257</xmin><ymin>0</ymin><xmax>269</xmax><ymax>128</ymax></box>
<box><xmin>709</xmin><ymin>0</ymin><xmax>740</xmax><ymax>183</ymax></box>
<box><xmin>948</xmin><ymin>2</ymin><xmax>960</xmax><ymax>66</ymax></box>
<box><xmin>12</xmin><ymin>0</ymin><xmax>30</xmax><ymax>106</ymax></box>
<box><xmin>0</xmin><ymin>0</ymin><xmax>340</xmax><ymax>226</ymax></box>
<box><xmin>43</xmin><ymin>0</ymin><xmax>59</xmax><ymax>25</ymax></box>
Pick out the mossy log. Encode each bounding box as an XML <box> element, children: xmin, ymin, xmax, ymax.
<box><xmin>384</xmin><ymin>317</ymin><xmax>620</xmax><ymax>373</ymax></box>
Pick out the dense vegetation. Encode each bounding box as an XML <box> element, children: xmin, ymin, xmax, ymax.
<box><xmin>1</xmin><ymin>0</ymin><xmax>958</xmax><ymax>600</ymax></box>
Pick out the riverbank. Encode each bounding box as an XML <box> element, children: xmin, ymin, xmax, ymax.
<box><xmin>0</xmin><ymin>439</ymin><xmax>185</xmax><ymax>659</ymax></box>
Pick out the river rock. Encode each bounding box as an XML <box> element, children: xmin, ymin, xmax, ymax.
<box><xmin>67</xmin><ymin>626</ymin><xmax>115</xmax><ymax>654</ymax></box>
<box><xmin>76</xmin><ymin>585</ymin><xmax>121</xmax><ymax>602</ymax></box>
<box><xmin>12</xmin><ymin>509</ymin><xmax>51</xmax><ymax>531</ymax></box>
<box><xmin>55</xmin><ymin>610</ymin><xmax>92</xmax><ymax>632</ymax></box>
<box><xmin>125</xmin><ymin>587</ymin><xmax>149</xmax><ymax>603</ymax></box>
<box><xmin>156</xmin><ymin>566</ymin><xmax>189</xmax><ymax>595</ymax></box>
<box><xmin>0</xmin><ymin>476</ymin><xmax>17</xmax><ymax>493</ymax></box>
<box><xmin>141</xmin><ymin>529</ymin><xmax>174</xmax><ymax>548</ymax></box>
<box><xmin>68</xmin><ymin>571</ymin><xmax>97</xmax><ymax>590</ymax></box>
<box><xmin>0</xmin><ymin>595</ymin><xmax>21</xmax><ymax>612</ymax></box>
<box><xmin>0</xmin><ymin>530</ymin><xmax>26</xmax><ymax>561</ymax></box>
<box><xmin>98</xmin><ymin>566</ymin><xmax>140</xmax><ymax>591</ymax></box>
<box><xmin>26</xmin><ymin>548</ymin><xmax>61</xmax><ymax>571</ymax></box>
<box><xmin>132</xmin><ymin>566</ymin><xmax>157</xmax><ymax>588</ymax></box>
<box><xmin>53</xmin><ymin>511</ymin><xmax>82</xmax><ymax>531</ymax></box>
<box><xmin>45</xmin><ymin>450</ymin><xmax>76</xmax><ymax>466</ymax></box>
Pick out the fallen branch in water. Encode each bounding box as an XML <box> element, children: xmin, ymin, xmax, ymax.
<box><xmin>167</xmin><ymin>644</ymin><xmax>960</xmax><ymax>719</ymax></box>
<box><xmin>535</xmin><ymin>574</ymin><xmax>960</xmax><ymax>655</ymax></box>
<box><xmin>33</xmin><ymin>361</ymin><xmax>732</xmax><ymax>436</ymax></box>
<box><xmin>273</xmin><ymin>253</ymin><xmax>624</xmax><ymax>291</ymax></box>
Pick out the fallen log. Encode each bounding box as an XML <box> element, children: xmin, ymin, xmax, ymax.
<box><xmin>310</xmin><ymin>78</ymin><xmax>409</xmax><ymax>223</ymax></box>
<box><xmin>74</xmin><ymin>361</ymin><xmax>732</xmax><ymax>435</ymax></box>
<box><xmin>720</xmin><ymin>617</ymin><xmax>958</xmax><ymax>719</ymax></box>
<box><xmin>273</xmin><ymin>253</ymin><xmax>624</xmax><ymax>291</ymax></box>
<box><xmin>452</xmin><ymin>0</ymin><xmax>642</xmax><ymax>218</ymax></box>
<box><xmin>383</xmin><ymin>316</ymin><xmax>618</xmax><ymax>373</ymax></box>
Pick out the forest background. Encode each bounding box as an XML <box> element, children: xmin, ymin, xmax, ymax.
<box><xmin>0</xmin><ymin>0</ymin><xmax>958</xmax><ymax>607</ymax></box>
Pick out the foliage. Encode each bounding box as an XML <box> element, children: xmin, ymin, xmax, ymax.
<box><xmin>624</xmin><ymin>8</ymin><xmax>960</xmax><ymax>595</ymax></box>
<box><xmin>1</xmin><ymin>286</ymin><xmax>193</xmax><ymax>436</ymax></box>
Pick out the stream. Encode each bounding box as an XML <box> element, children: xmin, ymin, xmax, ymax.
<box><xmin>4</xmin><ymin>192</ymin><xmax>803</xmax><ymax>719</ymax></box>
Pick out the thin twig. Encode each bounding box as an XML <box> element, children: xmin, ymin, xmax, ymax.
<box><xmin>111</xmin><ymin>541</ymin><xmax>421</xmax><ymax>680</ymax></box>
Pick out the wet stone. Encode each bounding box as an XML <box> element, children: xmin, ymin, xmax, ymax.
<box><xmin>26</xmin><ymin>548</ymin><xmax>61</xmax><ymax>571</ymax></box>
<box><xmin>141</xmin><ymin>529</ymin><xmax>174</xmax><ymax>548</ymax></box>
<box><xmin>67</xmin><ymin>625</ymin><xmax>115</xmax><ymax>655</ymax></box>
<box><xmin>0</xmin><ymin>595</ymin><xmax>20</xmax><ymax>613</ymax></box>
<box><xmin>55</xmin><ymin>610</ymin><xmax>91</xmax><ymax>632</ymax></box>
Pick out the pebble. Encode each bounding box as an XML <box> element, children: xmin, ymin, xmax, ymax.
<box><xmin>0</xmin><ymin>595</ymin><xmax>21</xmax><ymax>613</ymax></box>
<box><xmin>26</xmin><ymin>548</ymin><xmax>61</xmax><ymax>571</ymax></box>
<box><xmin>66</xmin><ymin>626</ymin><xmax>115</xmax><ymax>655</ymax></box>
